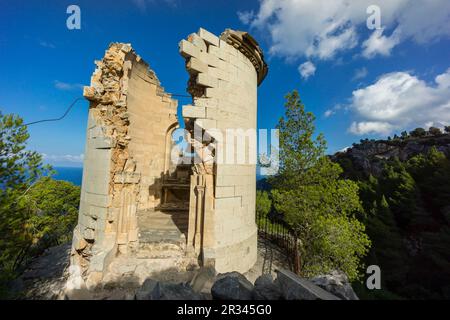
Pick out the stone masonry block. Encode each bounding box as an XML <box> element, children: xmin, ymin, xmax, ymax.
<box><xmin>208</xmin><ymin>45</ymin><xmax>228</xmax><ymax>62</ymax></box>
<box><xmin>204</xmin><ymin>87</ymin><xmax>220</xmax><ymax>98</ymax></box>
<box><xmin>84</xmin><ymin>192</ymin><xmax>110</xmax><ymax>208</ymax></box>
<box><xmin>81</xmin><ymin>215</ymin><xmax>97</xmax><ymax>230</ymax></box>
<box><xmin>215</xmin><ymin>196</ymin><xmax>242</xmax><ymax>210</ymax></box>
<box><xmin>113</xmin><ymin>172</ymin><xmax>141</xmax><ymax>184</ymax></box>
<box><xmin>92</xmin><ymin>137</ymin><xmax>114</xmax><ymax>149</ymax></box>
<box><xmin>198</xmin><ymin>28</ymin><xmax>220</xmax><ymax>47</ymax></box>
<box><xmin>197</xmin><ymin>73</ymin><xmax>218</xmax><ymax>88</ymax></box>
<box><xmin>87</xmin><ymin>205</ymin><xmax>108</xmax><ymax>220</ymax></box>
<box><xmin>199</xmin><ymin>51</ymin><xmax>220</xmax><ymax>68</ymax></box>
<box><xmin>183</xmin><ymin>105</ymin><xmax>206</xmax><ymax>118</ymax></box>
<box><xmin>187</xmin><ymin>57</ymin><xmax>208</xmax><ymax>74</ymax></box>
<box><xmin>195</xmin><ymin>118</ymin><xmax>218</xmax><ymax>130</ymax></box>
<box><xmin>188</xmin><ymin>33</ymin><xmax>207</xmax><ymax>52</ymax></box>
<box><xmin>194</xmin><ymin>97</ymin><xmax>219</xmax><ymax>109</ymax></box>
<box><xmin>215</xmin><ymin>186</ymin><xmax>235</xmax><ymax>198</ymax></box>
<box><xmin>208</xmin><ymin>67</ymin><xmax>230</xmax><ymax>82</ymax></box>
<box><xmin>219</xmin><ymin>39</ymin><xmax>233</xmax><ymax>52</ymax></box>
<box><xmin>179</xmin><ymin>39</ymin><xmax>200</xmax><ymax>59</ymax></box>
<box><xmin>205</xmin><ymin>107</ymin><xmax>218</xmax><ymax>119</ymax></box>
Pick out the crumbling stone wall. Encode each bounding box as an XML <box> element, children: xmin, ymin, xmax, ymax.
<box><xmin>71</xmin><ymin>43</ymin><xmax>178</xmax><ymax>288</ymax></box>
<box><xmin>180</xmin><ymin>28</ymin><xmax>267</xmax><ymax>273</ymax></box>
<box><xmin>69</xmin><ymin>28</ymin><xmax>267</xmax><ymax>289</ymax></box>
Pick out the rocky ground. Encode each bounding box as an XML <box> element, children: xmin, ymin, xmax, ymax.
<box><xmin>10</xmin><ymin>243</ymin><xmax>71</xmax><ymax>300</ymax></box>
<box><xmin>9</xmin><ymin>237</ymin><xmax>356</xmax><ymax>300</ymax></box>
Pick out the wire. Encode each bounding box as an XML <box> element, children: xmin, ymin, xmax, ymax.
<box><xmin>23</xmin><ymin>97</ymin><xmax>84</xmax><ymax>127</ymax></box>
<box><xmin>171</xmin><ymin>94</ymin><xmax>192</xmax><ymax>98</ymax></box>
<box><xmin>22</xmin><ymin>92</ymin><xmax>192</xmax><ymax>127</ymax></box>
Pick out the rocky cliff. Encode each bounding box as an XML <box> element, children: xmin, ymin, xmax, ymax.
<box><xmin>333</xmin><ymin>133</ymin><xmax>450</xmax><ymax>177</ymax></box>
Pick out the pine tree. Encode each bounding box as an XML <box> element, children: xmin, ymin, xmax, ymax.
<box><xmin>270</xmin><ymin>90</ymin><xmax>370</xmax><ymax>280</ymax></box>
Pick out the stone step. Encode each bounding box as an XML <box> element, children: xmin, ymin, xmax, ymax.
<box><xmin>136</xmin><ymin>249</ymin><xmax>184</xmax><ymax>260</ymax></box>
<box><xmin>138</xmin><ymin>228</ymin><xmax>186</xmax><ymax>242</ymax></box>
<box><xmin>137</xmin><ymin>241</ymin><xmax>186</xmax><ymax>259</ymax></box>
<box><xmin>136</xmin><ymin>208</ymin><xmax>189</xmax><ymax>260</ymax></box>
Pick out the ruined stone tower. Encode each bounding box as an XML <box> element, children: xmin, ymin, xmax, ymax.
<box><xmin>69</xmin><ymin>28</ymin><xmax>267</xmax><ymax>289</ymax></box>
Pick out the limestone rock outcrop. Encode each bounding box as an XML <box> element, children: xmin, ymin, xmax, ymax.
<box><xmin>310</xmin><ymin>270</ymin><xmax>359</xmax><ymax>300</ymax></box>
<box><xmin>333</xmin><ymin>134</ymin><xmax>450</xmax><ymax>176</ymax></box>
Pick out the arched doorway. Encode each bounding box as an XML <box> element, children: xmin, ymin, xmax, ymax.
<box><xmin>137</xmin><ymin>124</ymin><xmax>192</xmax><ymax>245</ymax></box>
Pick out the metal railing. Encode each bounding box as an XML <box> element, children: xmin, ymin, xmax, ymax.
<box><xmin>256</xmin><ymin>211</ymin><xmax>299</xmax><ymax>273</ymax></box>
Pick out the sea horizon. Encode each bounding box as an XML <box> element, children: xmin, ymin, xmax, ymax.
<box><xmin>51</xmin><ymin>166</ymin><xmax>268</xmax><ymax>187</ymax></box>
<box><xmin>52</xmin><ymin>166</ymin><xmax>83</xmax><ymax>186</ymax></box>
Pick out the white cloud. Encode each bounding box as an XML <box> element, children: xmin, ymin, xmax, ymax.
<box><xmin>298</xmin><ymin>61</ymin><xmax>316</xmax><ymax>80</ymax></box>
<box><xmin>54</xmin><ymin>80</ymin><xmax>84</xmax><ymax>91</ymax></box>
<box><xmin>324</xmin><ymin>110</ymin><xmax>334</xmax><ymax>118</ymax></box>
<box><xmin>348</xmin><ymin>68</ymin><xmax>450</xmax><ymax>135</ymax></box>
<box><xmin>352</xmin><ymin>67</ymin><xmax>368</xmax><ymax>81</ymax></box>
<box><xmin>238</xmin><ymin>10</ymin><xmax>255</xmax><ymax>25</ymax></box>
<box><xmin>324</xmin><ymin>104</ymin><xmax>344</xmax><ymax>118</ymax></box>
<box><xmin>241</xmin><ymin>0</ymin><xmax>450</xmax><ymax>61</ymax></box>
<box><xmin>362</xmin><ymin>28</ymin><xmax>401</xmax><ymax>58</ymax></box>
<box><xmin>39</xmin><ymin>40</ymin><xmax>56</xmax><ymax>49</ymax></box>
<box><xmin>349</xmin><ymin>121</ymin><xmax>394</xmax><ymax>135</ymax></box>
<box><xmin>42</xmin><ymin>153</ymin><xmax>84</xmax><ymax>164</ymax></box>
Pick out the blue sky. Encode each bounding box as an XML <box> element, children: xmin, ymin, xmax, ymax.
<box><xmin>1</xmin><ymin>0</ymin><xmax>450</xmax><ymax>167</ymax></box>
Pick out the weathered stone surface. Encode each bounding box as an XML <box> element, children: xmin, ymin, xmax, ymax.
<box><xmin>65</xmin><ymin>288</ymin><xmax>94</xmax><ymax>300</ymax></box>
<box><xmin>14</xmin><ymin>243</ymin><xmax>71</xmax><ymax>300</ymax></box>
<box><xmin>181</xmin><ymin>28</ymin><xmax>267</xmax><ymax>274</ymax></box>
<box><xmin>211</xmin><ymin>272</ymin><xmax>254</xmax><ymax>300</ymax></box>
<box><xmin>275</xmin><ymin>269</ymin><xmax>340</xmax><ymax>300</ymax></box>
<box><xmin>136</xmin><ymin>280</ymin><xmax>204</xmax><ymax>300</ymax></box>
<box><xmin>135</xmin><ymin>278</ymin><xmax>159</xmax><ymax>300</ymax></box>
<box><xmin>253</xmin><ymin>274</ymin><xmax>282</xmax><ymax>300</ymax></box>
<box><xmin>311</xmin><ymin>270</ymin><xmax>359</xmax><ymax>300</ymax></box>
<box><xmin>189</xmin><ymin>266</ymin><xmax>217</xmax><ymax>294</ymax></box>
<box><xmin>155</xmin><ymin>282</ymin><xmax>205</xmax><ymax>300</ymax></box>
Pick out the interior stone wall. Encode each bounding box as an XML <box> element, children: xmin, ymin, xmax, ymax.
<box><xmin>180</xmin><ymin>28</ymin><xmax>267</xmax><ymax>273</ymax></box>
<box><xmin>126</xmin><ymin>54</ymin><xmax>179</xmax><ymax>211</ymax></box>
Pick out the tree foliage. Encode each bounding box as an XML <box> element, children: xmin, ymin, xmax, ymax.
<box><xmin>354</xmin><ymin>146</ymin><xmax>450</xmax><ymax>299</ymax></box>
<box><xmin>0</xmin><ymin>112</ymin><xmax>80</xmax><ymax>296</ymax></box>
<box><xmin>270</xmin><ymin>90</ymin><xmax>326</xmax><ymax>190</ymax></box>
<box><xmin>428</xmin><ymin>127</ymin><xmax>442</xmax><ymax>136</ymax></box>
<box><xmin>269</xmin><ymin>91</ymin><xmax>370</xmax><ymax>281</ymax></box>
<box><xmin>256</xmin><ymin>190</ymin><xmax>271</xmax><ymax>218</ymax></box>
<box><xmin>409</xmin><ymin>127</ymin><xmax>426</xmax><ymax>137</ymax></box>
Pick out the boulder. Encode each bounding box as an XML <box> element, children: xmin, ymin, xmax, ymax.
<box><xmin>135</xmin><ymin>278</ymin><xmax>159</xmax><ymax>300</ymax></box>
<box><xmin>154</xmin><ymin>282</ymin><xmax>204</xmax><ymax>300</ymax></box>
<box><xmin>310</xmin><ymin>270</ymin><xmax>359</xmax><ymax>300</ymax></box>
<box><xmin>135</xmin><ymin>279</ymin><xmax>204</xmax><ymax>300</ymax></box>
<box><xmin>190</xmin><ymin>266</ymin><xmax>216</xmax><ymax>295</ymax></box>
<box><xmin>274</xmin><ymin>269</ymin><xmax>340</xmax><ymax>300</ymax></box>
<box><xmin>253</xmin><ymin>274</ymin><xmax>282</xmax><ymax>300</ymax></box>
<box><xmin>211</xmin><ymin>272</ymin><xmax>254</xmax><ymax>300</ymax></box>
